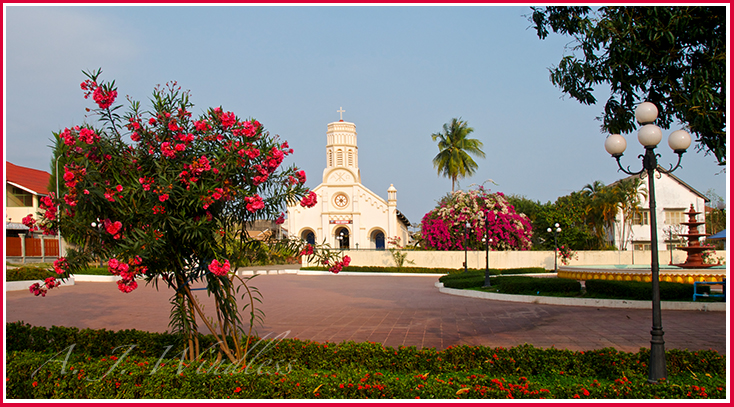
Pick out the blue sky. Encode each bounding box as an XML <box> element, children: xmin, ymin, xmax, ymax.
<box><xmin>4</xmin><ymin>5</ymin><xmax>727</xmax><ymax>225</ymax></box>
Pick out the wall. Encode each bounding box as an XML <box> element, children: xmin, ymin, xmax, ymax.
<box><xmin>304</xmin><ymin>249</ymin><xmax>727</xmax><ymax>270</ymax></box>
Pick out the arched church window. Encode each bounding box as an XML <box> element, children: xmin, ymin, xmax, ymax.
<box><xmin>348</xmin><ymin>150</ymin><xmax>353</xmax><ymax>167</ymax></box>
<box><xmin>328</xmin><ymin>151</ymin><xmax>333</xmax><ymax>167</ymax></box>
<box><xmin>336</xmin><ymin>150</ymin><xmax>343</xmax><ymax>166</ymax></box>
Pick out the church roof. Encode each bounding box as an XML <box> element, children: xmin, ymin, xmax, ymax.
<box><xmin>615</xmin><ymin>165</ymin><xmax>709</xmax><ymax>202</ymax></box>
<box><xmin>397</xmin><ymin>209</ymin><xmax>410</xmax><ymax>228</ymax></box>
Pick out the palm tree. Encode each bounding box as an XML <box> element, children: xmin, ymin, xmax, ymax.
<box><xmin>431</xmin><ymin>118</ymin><xmax>486</xmax><ymax>192</ymax></box>
<box><xmin>581</xmin><ymin>181</ymin><xmax>620</xmax><ymax>248</ymax></box>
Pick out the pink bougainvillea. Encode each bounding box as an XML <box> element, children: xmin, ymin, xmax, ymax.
<box><xmin>420</xmin><ymin>187</ymin><xmax>533</xmax><ymax>251</ymax></box>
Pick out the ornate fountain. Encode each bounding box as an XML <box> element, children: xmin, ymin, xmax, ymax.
<box><xmin>674</xmin><ymin>204</ymin><xmax>716</xmax><ymax>268</ymax></box>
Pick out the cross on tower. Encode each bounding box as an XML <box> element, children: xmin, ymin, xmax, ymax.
<box><xmin>337</xmin><ymin>107</ymin><xmax>345</xmax><ymax>121</ymax></box>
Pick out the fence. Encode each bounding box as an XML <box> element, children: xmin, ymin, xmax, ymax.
<box><xmin>5</xmin><ymin>235</ymin><xmax>59</xmax><ymax>261</ymax></box>
<box><xmin>303</xmin><ymin>248</ymin><xmax>727</xmax><ymax>270</ymax></box>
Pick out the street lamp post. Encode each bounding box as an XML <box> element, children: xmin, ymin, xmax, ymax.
<box><xmin>90</xmin><ymin>219</ymin><xmax>103</xmax><ymax>266</ymax></box>
<box><xmin>55</xmin><ymin>155</ymin><xmax>64</xmax><ymax>257</ymax></box>
<box><xmin>337</xmin><ymin>232</ymin><xmax>344</xmax><ymax>251</ymax></box>
<box><xmin>547</xmin><ymin>223</ymin><xmax>561</xmax><ymax>272</ymax></box>
<box><xmin>482</xmin><ymin>235</ymin><xmax>492</xmax><ymax>287</ymax></box>
<box><xmin>604</xmin><ymin>101</ymin><xmax>692</xmax><ymax>384</ymax></box>
<box><xmin>463</xmin><ymin>221</ymin><xmax>470</xmax><ymax>273</ymax></box>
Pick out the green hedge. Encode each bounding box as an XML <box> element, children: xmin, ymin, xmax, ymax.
<box><xmin>5</xmin><ymin>323</ymin><xmax>726</xmax><ymax>399</ymax></box>
<box><xmin>493</xmin><ymin>276</ymin><xmax>581</xmax><ymax>295</ymax></box>
<box><xmin>440</xmin><ymin>274</ymin><xmax>580</xmax><ymax>295</ymax></box>
<box><xmin>438</xmin><ymin>268</ymin><xmax>547</xmax><ymax>283</ymax></box>
<box><xmin>5</xmin><ymin>266</ymin><xmax>57</xmax><ymax>282</ymax></box>
<box><xmin>585</xmin><ymin>280</ymin><xmax>706</xmax><ymax>301</ymax></box>
<box><xmin>5</xmin><ymin>265</ymin><xmax>114</xmax><ymax>281</ymax></box>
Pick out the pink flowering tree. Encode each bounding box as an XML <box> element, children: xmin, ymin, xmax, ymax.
<box><xmin>27</xmin><ymin>69</ymin><xmax>345</xmax><ymax>363</ymax></box>
<box><xmin>420</xmin><ymin>186</ymin><xmax>533</xmax><ymax>251</ymax></box>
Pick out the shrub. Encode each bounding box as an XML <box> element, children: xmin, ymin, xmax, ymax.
<box><xmin>438</xmin><ymin>267</ymin><xmax>547</xmax><ymax>283</ymax></box>
<box><xmin>584</xmin><ymin>280</ymin><xmax>704</xmax><ymax>301</ymax></box>
<box><xmin>420</xmin><ymin>187</ymin><xmax>533</xmax><ymax>251</ymax></box>
<box><xmin>5</xmin><ymin>266</ymin><xmax>56</xmax><ymax>282</ymax></box>
<box><xmin>492</xmin><ymin>276</ymin><xmax>581</xmax><ymax>295</ymax></box>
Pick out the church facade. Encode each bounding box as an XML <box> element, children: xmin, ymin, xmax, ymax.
<box><xmin>286</xmin><ymin>114</ymin><xmax>409</xmax><ymax>250</ymax></box>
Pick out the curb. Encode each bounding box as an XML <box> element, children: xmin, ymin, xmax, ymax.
<box><xmin>6</xmin><ymin>276</ymin><xmax>76</xmax><ymax>291</ymax></box>
<box><xmin>435</xmin><ymin>282</ymin><xmax>727</xmax><ymax>312</ymax></box>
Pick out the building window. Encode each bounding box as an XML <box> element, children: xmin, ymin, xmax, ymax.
<box><xmin>633</xmin><ymin>242</ymin><xmax>652</xmax><ymax>251</ymax></box>
<box><xmin>664</xmin><ymin>209</ymin><xmax>685</xmax><ymax>225</ymax></box>
<box><xmin>632</xmin><ymin>210</ymin><xmax>649</xmax><ymax>226</ymax></box>
<box><xmin>336</xmin><ymin>150</ymin><xmax>343</xmax><ymax>166</ymax></box>
<box><xmin>348</xmin><ymin>150</ymin><xmax>353</xmax><ymax>167</ymax></box>
<box><xmin>328</xmin><ymin>151</ymin><xmax>333</xmax><ymax>167</ymax></box>
<box><xmin>8</xmin><ymin>186</ymin><xmax>33</xmax><ymax>207</ymax></box>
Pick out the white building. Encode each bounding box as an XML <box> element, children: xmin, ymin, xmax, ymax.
<box><xmin>286</xmin><ymin>114</ymin><xmax>410</xmax><ymax>250</ymax></box>
<box><xmin>610</xmin><ymin>167</ymin><xmax>709</xmax><ymax>252</ymax></box>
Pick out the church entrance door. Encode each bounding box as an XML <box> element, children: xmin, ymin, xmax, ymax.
<box><xmin>374</xmin><ymin>232</ymin><xmax>385</xmax><ymax>250</ymax></box>
<box><xmin>336</xmin><ymin>227</ymin><xmax>350</xmax><ymax>249</ymax></box>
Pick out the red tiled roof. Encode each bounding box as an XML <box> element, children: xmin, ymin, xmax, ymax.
<box><xmin>6</xmin><ymin>162</ymin><xmax>51</xmax><ymax>195</ymax></box>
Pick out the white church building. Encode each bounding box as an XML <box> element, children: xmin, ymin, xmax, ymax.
<box><xmin>286</xmin><ymin>112</ymin><xmax>410</xmax><ymax>250</ymax></box>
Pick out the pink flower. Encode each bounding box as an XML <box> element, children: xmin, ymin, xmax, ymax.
<box><xmin>208</xmin><ymin>259</ymin><xmax>231</xmax><ymax>276</ymax></box>
<box><xmin>300</xmin><ymin>191</ymin><xmax>317</xmax><ymax>208</ymax></box>
<box><xmin>104</xmin><ymin>219</ymin><xmax>123</xmax><ymax>236</ymax></box>
<box><xmin>244</xmin><ymin>195</ymin><xmax>265</xmax><ymax>213</ymax></box>
<box><xmin>21</xmin><ymin>214</ymin><xmax>37</xmax><ymax>231</ymax></box>
<box><xmin>220</xmin><ymin>111</ymin><xmax>236</xmax><ymax>129</ymax></box>
<box><xmin>116</xmin><ymin>185</ymin><xmax>123</xmax><ymax>192</ymax></box>
<box><xmin>295</xmin><ymin>170</ymin><xmax>306</xmax><ymax>184</ymax></box>
<box><xmin>117</xmin><ymin>279</ymin><xmax>138</xmax><ymax>293</ymax></box>
<box><xmin>78</xmin><ymin>128</ymin><xmax>99</xmax><ymax>144</ymax></box>
<box><xmin>93</xmin><ymin>86</ymin><xmax>117</xmax><ymax>109</ymax></box>
<box><xmin>45</xmin><ymin>277</ymin><xmax>59</xmax><ymax>289</ymax></box>
<box><xmin>194</xmin><ymin>120</ymin><xmax>211</xmax><ymax>132</ymax></box>
<box><xmin>29</xmin><ymin>282</ymin><xmax>47</xmax><ymax>297</ymax></box>
<box><xmin>53</xmin><ymin>257</ymin><xmax>69</xmax><ymax>274</ymax></box>
<box><xmin>342</xmin><ymin>255</ymin><xmax>351</xmax><ymax>267</ymax></box>
<box><xmin>159</xmin><ymin>194</ymin><xmax>169</xmax><ymax>202</ymax></box>
<box><xmin>244</xmin><ymin>148</ymin><xmax>259</xmax><ymax>159</ymax></box>
<box><xmin>275</xmin><ymin>213</ymin><xmax>285</xmax><ymax>225</ymax></box>
<box><xmin>300</xmin><ymin>245</ymin><xmax>314</xmax><ymax>257</ymax></box>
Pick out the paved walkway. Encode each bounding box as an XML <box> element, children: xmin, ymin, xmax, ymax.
<box><xmin>5</xmin><ymin>274</ymin><xmax>727</xmax><ymax>354</ymax></box>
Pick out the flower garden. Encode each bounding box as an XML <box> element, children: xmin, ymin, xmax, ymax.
<box><xmin>6</xmin><ymin>322</ymin><xmax>726</xmax><ymax>399</ymax></box>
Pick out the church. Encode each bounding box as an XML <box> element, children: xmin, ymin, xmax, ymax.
<box><xmin>286</xmin><ymin>109</ymin><xmax>410</xmax><ymax>250</ymax></box>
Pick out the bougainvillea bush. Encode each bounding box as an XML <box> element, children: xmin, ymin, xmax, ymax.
<box><xmin>420</xmin><ymin>187</ymin><xmax>533</xmax><ymax>251</ymax></box>
<box><xmin>24</xmin><ymin>69</ymin><xmax>344</xmax><ymax>364</ymax></box>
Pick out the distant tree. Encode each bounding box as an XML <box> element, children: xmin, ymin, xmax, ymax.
<box><xmin>705</xmin><ymin>188</ymin><xmax>726</xmax><ymax>237</ymax></box>
<box><xmin>530</xmin><ymin>6</ymin><xmax>726</xmax><ymax>165</ymax></box>
<box><xmin>431</xmin><ymin>118</ymin><xmax>486</xmax><ymax>192</ymax></box>
<box><xmin>535</xmin><ymin>192</ymin><xmax>597</xmax><ymax>251</ymax></box>
<box><xmin>506</xmin><ymin>194</ymin><xmax>543</xmax><ymax>223</ymax></box>
<box><xmin>581</xmin><ymin>181</ymin><xmax>619</xmax><ymax>247</ymax></box>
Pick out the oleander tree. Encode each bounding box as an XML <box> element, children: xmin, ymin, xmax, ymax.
<box><xmin>24</xmin><ymin>69</ymin><xmax>348</xmax><ymax>364</ymax></box>
<box><xmin>420</xmin><ymin>186</ymin><xmax>533</xmax><ymax>251</ymax></box>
